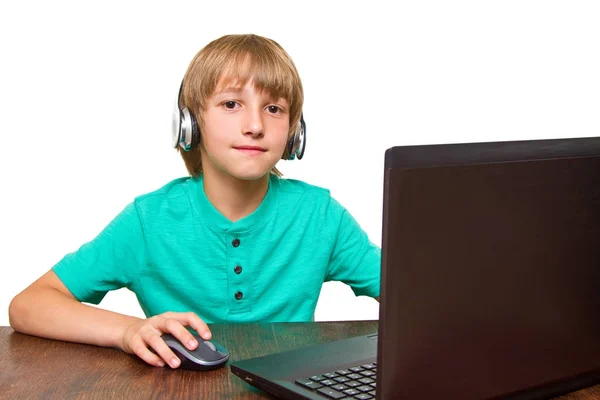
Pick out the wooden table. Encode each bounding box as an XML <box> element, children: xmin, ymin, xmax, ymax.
<box><xmin>0</xmin><ymin>322</ymin><xmax>599</xmax><ymax>399</ymax></box>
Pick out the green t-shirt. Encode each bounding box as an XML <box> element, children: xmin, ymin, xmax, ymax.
<box><xmin>52</xmin><ymin>174</ymin><xmax>381</xmax><ymax>323</ymax></box>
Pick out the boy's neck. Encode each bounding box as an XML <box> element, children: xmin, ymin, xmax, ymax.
<box><xmin>202</xmin><ymin>169</ymin><xmax>270</xmax><ymax>223</ymax></box>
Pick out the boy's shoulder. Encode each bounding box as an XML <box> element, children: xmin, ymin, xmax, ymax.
<box><xmin>276</xmin><ymin>177</ymin><xmax>332</xmax><ymax>200</ymax></box>
<box><xmin>276</xmin><ymin>176</ymin><xmax>329</xmax><ymax>194</ymax></box>
<box><xmin>132</xmin><ymin>176</ymin><xmax>192</xmax><ymax>210</ymax></box>
<box><xmin>275</xmin><ymin>177</ymin><xmax>349</xmax><ymax>217</ymax></box>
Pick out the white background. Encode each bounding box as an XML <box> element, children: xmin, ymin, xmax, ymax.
<box><xmin>1</xmin><ymin>1</ymin><xmax>599</xmax><ymax>327</ymax></box>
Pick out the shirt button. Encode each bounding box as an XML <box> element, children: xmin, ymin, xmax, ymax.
<box><xmin>232</xmin><ymin>238</ymin><xmax>240</xmax><ymax>247</ymax></box>
<box><xmin>235</xmin><ymin>291</ymin><xmax>243</xmax><ymax>300</ymax></box>
<box><xmin>234</xmin><ymin>265</ymin><xmax>242</xmax><ymax>274</ymax></box>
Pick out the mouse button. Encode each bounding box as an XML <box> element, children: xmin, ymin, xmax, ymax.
<box><xmin>161</xmin><ymin>333</ymin><xmax>176</xmax><ymax>342</ymax></box>
<box><xmin>161</xmin><ymin>334</ymin><xmax>184</xmax><ymax>350</ymax></box>
<box><xmin>204</xmin><ymin>341</ymin><xmax>216</xmax><ymax>351</ymax></box>
<box><xmin>190</xmin><ymin>342</ymin><xmax>225</xmax><ymax>362</ymax></box>
<box><xmin>161</xmin><ymin>334</ymin><xmax>195</xmax><ymax>360</ymax></box>
<box><xmin>210</xmin><ymin>341</ymin><xmax>229</xmax><ymax>356</ymax></box>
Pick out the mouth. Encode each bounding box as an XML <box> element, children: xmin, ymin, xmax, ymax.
<box><xmin>234</xmin><ymin>146</ymin><xmax>267</xmax><ymax>156</ymax></box>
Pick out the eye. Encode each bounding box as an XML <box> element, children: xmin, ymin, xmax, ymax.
<box><xmin>223</xmin><ymin>101</ymin><xmax>239</xmax><ymax>109</ymax></box>
<box><xmin>267</xmin><ymin>105</ymin><xmax>281</xmax><ymax>114</ymax></box>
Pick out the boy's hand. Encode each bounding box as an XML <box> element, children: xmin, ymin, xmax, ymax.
<box><xmin>120</xmin><ymin>311</ymin><xmax>211</xmax><ymax>368</ymax></box>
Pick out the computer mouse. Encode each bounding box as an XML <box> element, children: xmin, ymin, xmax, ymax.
<box><xmin>161</xmin><ymin>333</ymin><xmax>229</xmax><ymax>371</ymax></box>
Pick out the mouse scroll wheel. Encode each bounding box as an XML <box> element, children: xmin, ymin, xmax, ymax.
<box><xmin>204</xmin><ymin>341</ymin><xmax>216</xmax><ymax>351</ymax></box>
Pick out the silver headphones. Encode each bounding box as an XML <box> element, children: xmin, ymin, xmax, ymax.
<box><xmin>172</xmin><ymin>80</ymin><xmax>306</xmax><ymax>160</ymax></box>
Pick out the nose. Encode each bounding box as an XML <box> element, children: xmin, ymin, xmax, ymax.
<box><xmin>243</xmin><ymin>107</ymin><xmax>264</xmax><ymax>138</ymax></box>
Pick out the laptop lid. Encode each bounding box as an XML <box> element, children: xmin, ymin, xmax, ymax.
<box><xmin>379</xmin><ymin>136</ymin><xmax>600</xmax><ymax>399</ymax></box>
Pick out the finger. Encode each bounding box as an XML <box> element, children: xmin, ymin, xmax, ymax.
<box><xmin>160</xmin><ymin>318</ymin><xmax>199</xmax><ymax>350</ymax></box>
<box><xmin>146</xmin><ymin>330</ymin><xmax>182</xmax><ymax>369</ymax></box>
<box><xmin>184</xmin><ymin>312</ymin><xmax>212</xmax><ymax>341</ymax></box>
<box><xmin>130</xmin><ymin>336</ymin><xmax>165</xmax><ymax>368</ymax></box>
<box><xmin>163</xmin><ymin>312</ymin><xmax>212</xmax><ymax>341</ymax></box>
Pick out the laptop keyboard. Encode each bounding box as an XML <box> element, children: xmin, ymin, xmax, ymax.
<box><xmin>294</xmin><ymin>362</ymin><xmax>377</xmax><ymax>399</ymax></box>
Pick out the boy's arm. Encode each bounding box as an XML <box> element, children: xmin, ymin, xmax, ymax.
<box><xmin>9</xmin><ymin>270</ymin><xmax>211</xmax><ymax>369</ymax></box>
<box><xmin>9</xmin><ymin>269</ymin><xmax>141</xmax><ymax>349</ymax></box>
<box><xmin>325</xmin><ymin>198</ymin><xmax>381</xmax><ymax>299</ymax></box>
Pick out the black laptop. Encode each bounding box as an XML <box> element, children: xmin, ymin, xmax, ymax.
<box><xmin>231</xmin><ymin>136</ymin><xmax>600</xmax><ymax>400</ymax></box>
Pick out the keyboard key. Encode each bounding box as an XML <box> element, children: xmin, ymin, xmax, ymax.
<box><xmin>295</xmin><ymin>379</ymin><xmax>323</xmax><ymax>391</ymax></box>
<box><xmin>347</xmin><ymin>373</ymin><xmax>362</xmax><ymax>380</ymax></box>
<box><xmin>343</xmin><ymin>388</ymin><xmax>361</xmax><ymax>396</ymax></box>
<box><xmin>370</xmin><ymin>382</ymin><xmax>376</xmax><ymax>388</ymax></box>
<box><xmin>331</xmin><ymin>384</ymin><xmax>348</xmax><ymax>391</ymax></box>
<box><xmin>360</xmin><ymin>370</ymin><xmax>376</xmax><ymax>377</ymax></box>
<box><xmin>333</xmin><ymin>376</ymin><xmax>350</xmax><ymax>383</ymax></box>
<box><xmin>336</xmin><ymin>369</ymin><xmax>351</xmax><ymax>375</ymax></box>
<box><xmin>323</xmin><ymin>372</ymin><xmax>339</xmax><ymax>378</ymax></box>
<box><xmin>357</xmin><ymin>385</ymin><xmax>373</xmax><ymax>393</ymax></box>
<box><xmin>358</xmin><ymin>377</ymin><xmax>374</xmax><ymax>385</ymax></box>
<box><xmin>355</xmin><ymin>394</ymin><xmax>373</xmax><ymax>399</ymax></box>
<box><xmin>349</xmin><ymin>366</ymin><xmax>365</xmax><ymax>372</ymax></box>
<box><xmin>316</xmin><ymin>387</ymin><xmax>346</xmax><ymax>399</ymax></box>
<box><xmin>345</xmin><ymin>380</ymin><xmax>362</xmax><ymax>388</ymax></box>
<box><xmin>310</xmin><ymin>375</ymin><xmax>326</xmax><ymax>382</ymax></box>
<box><xmin>361</xmin><ymin>363</ymin><xmax>377</xmax><ymax>369</ymax></box>
<box><xmin>320</xmin><ymin>379</ymin><xmax>336</xmax><ymax>386</ymax></box>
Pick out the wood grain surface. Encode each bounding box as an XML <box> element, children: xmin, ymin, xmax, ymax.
<box><xmin>1</xmin><ymin>322</ymin><xmax>599</xmax><ymax>399</ymax></box>
<box><xmin>0</xmin><ymin>322</ymin><xmax>377</xmax><ymax>399</ymax></box>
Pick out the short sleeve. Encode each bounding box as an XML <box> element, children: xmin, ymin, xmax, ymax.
<box><xmin>325</xmin><ymin>198</ymin><xmax>381</xmax><ymax>298</ymax></box>
<box><xmin>52</xmin><ymin>202</ymin><xmax>146</xmax><ymax>304</ymax></box>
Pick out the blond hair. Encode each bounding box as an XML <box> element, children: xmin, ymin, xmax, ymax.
<box><xmin>178</xmin><ymin>34</ymin><xmax>304</xmax><ymax>177</ymax></box>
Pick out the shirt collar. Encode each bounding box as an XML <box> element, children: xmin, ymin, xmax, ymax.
<box><xmin>189</xmin><ymin>173</ymin><xmax>279</xmax><ymax>234</ymax></box>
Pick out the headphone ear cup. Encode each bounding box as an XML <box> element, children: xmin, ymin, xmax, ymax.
<box><xmin>190</xmin><ymin>113</ymin><xmax>200</xmax><ymax>149</ymax></box>
<box><xmin>179</xmin><ymin>107</ymin><xmax>201</xmax><ymax>152</ymax></box>
<box><xmin>285</xmin><ymin>113</ymin><xmax>306</xmax><ymax>160</ymax></box>
<box><xmin>173</xmin><ymin>80</ymin><xmax>201</xmax><ymax>152</ymax></box>
<box><xmin>296</xmin><ymin>115</ymin><xmax>306</xmax><ymax>160</ymax></box>
<box><xmin>172</xmin><ymin>105</ymin><xmax>183</xmax><ymax>149</ymax></box>
<box><xmin>285</xmin><ymin>135</ymin><xmax>295</xmax><ymax>160</ymax></box>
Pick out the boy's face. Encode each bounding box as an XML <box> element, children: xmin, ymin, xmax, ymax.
<box><xmin>199</xmin><ymin>79</ymin><xmax>290</xmax><ymax>181</ymax></box>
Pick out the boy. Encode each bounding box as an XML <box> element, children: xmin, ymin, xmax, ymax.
<box><xmin>9</xmin><ymin>34</ymin><xmax>380</xmax><ymax>370</ymax></box>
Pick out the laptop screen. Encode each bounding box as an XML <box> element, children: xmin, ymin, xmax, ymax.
<box><xmin>379</xmin><ymin>137</ymin><xmax>600</xmax><ymax>399</ymax></box>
